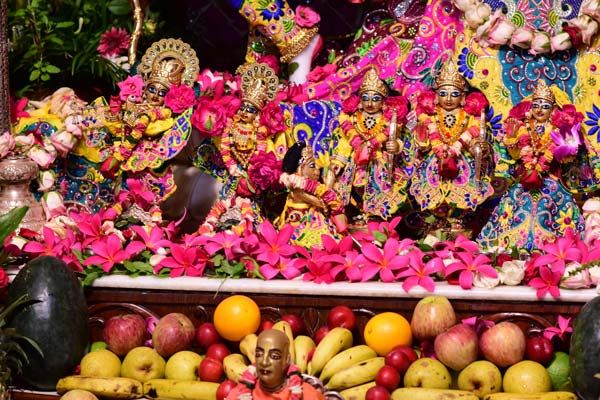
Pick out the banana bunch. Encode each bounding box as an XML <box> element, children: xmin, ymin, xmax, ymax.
<box><xmin>239</xmin><ymin>333</ymin><xmax>257</xmax><ymax>364</ymax></box>
<box><xmin>326</xmin><ymin>357</ymin><xmax>385</xmax><ymax>390</ymax></box>
<box><xmin>223</xmin><ymin>353</ymin><xmax>250</xmax><ymax>382</ymax></box>
<box><xmin>308</xmin><ymin>327</ymin><xmax>353</xmax><ymax>376</ymax></box>
<box><xmin>56</xmin><ymin>376</ymin><xmax>143</xmax><ymax>399</ymax></box>
<box><xmin>339</xmin><ymin>382</ymin><xmax>377</xmax><ymax>400</ymax></box>
<box><xmin>294</xmin><ymin>335</ymin><xmax>316</xmax><ymax>374</ymax></box>
<box><xmin>483</xmin><ymin>393</ymin><xmax>577</xmax><ymax>400</ymax></box>
<box><xmin>143</xmin><ymin>379</ymin><xmax>219</xmax><ymax>400</ymax></box>
<box><xmin>391</xmin><ymin>388</ymin><xmax>480</xmax><ymax>400</ymax></box>
<box><xmin>272</xmin><ymin>320</ymin><xmax>296</xmax><ymax>362</ymax></box>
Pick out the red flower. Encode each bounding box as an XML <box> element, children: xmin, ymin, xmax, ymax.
<box><xmin>286</xmin><ymin>83</ymin><xmax>308</xmax><ymax>104</ymax></box>
<box><xmin>97</xmin><ymin>27</ymin><xmax>130</xmax><ymax>58</ymax></box>
<box><xmin>164</xmin><ymin>84</ymin><xmax>196</xmax><ymax>114</ymax></box>
<box><xmin>0</xmin><ymin>268</ymin><xmax>8</xmax><ymax>290</ymax></box>
<box><xmin>551</xmin><ymin>104</ymin><xmax>584</xmax><ymax>130</ymax></box>
<box><xmin>508</xmin><ymin>101</ymin><xmax>531</xmax><ymax>120</ymax></box>
<box><xmin>307</xmin><ymin>64</ymin><xmax>337</xmax><ymax>83</ymax></box>
<box><xmin>342</xmin><ymin>95</ymin><xmax>360</xmax><ymax>114</ymax></box>
<box><xmin>259</xmin><ymin>101</ymin><xmax>286</xmax><ymax>136</ymax></box>
<box><xmin>464</xmin><ymin>92</ymin><xmax>489</xmax><ymax>116</ymax></box>
<box><xmin>192</xmin><ymin>97</ymin><xmax>229</xmax><ymax>137</ymax></box>
<box><xmin>384</xmin><ymin>96</ymin><xmax>409</xmax><ymax>121</ymax></box>
<box><xmin>295</xmin><ymin>6</ymin><xmax>321</xmax><ymax>28</ymax></box>
<box><xmin>564</xmin><ymin>25</ymin><xmax>583</xmax><ymax>48</ymax></box>
<box><xmin>247</xmin><ymin>151</ymin><xmax>282</xmax><ymax>192</ymax></box>
<box><xmin>416</xmin><ymin>90</ymin><xmax>436</xmax><ymax>115</ymax></box>
<box><xmin>10</xmin><ymin>97</ymin><xmax>29</xmax><ymax>124</ymax></box>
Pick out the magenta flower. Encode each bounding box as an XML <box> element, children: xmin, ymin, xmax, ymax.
<box><xmin>302</xmin><ymin>252</ymin><xmax>336</xmax><ymax>284</ymax></box>
<box><xmin>543</xmin><ymin>315</ymin><xmax>573</xmax><ymax>341</ymax></box>
<box><xmin>164</xmin><ymin>84</ymin><xmax>196</xmax><ymax>113</ymax></box>
<box><xmin>97</xmin><ymin>27</ymin><xmax>131</xmax><ymax>58</ymax></box>
<box><xmin>10</xmin><ymin>97</ymin><xmax>29</xmax><ymax>124</ymax></box>
<box><xmin>534</xmin><ymin>236</ymin><xmax>582</xmax><ymax>271</ymax></box>
<box><xmin>360</xmin><ymin>239</ymin><xmax>409</xmax><ymax>282</ymax></box>
<box><xmin>204</xmin><ymin>231</ymin><xmax>244</xmax><ymax>260</ymax></box>
<box><xmin>84</xmin><ymin>234</ymin><xmax>130</xmax><ymax>273</ymax></box>
<box><xmin>529</xmin><ymin>266</ymin><xmax>563</xmax><ymax>299</ymax></box>
<box><xmin>117</xmin><ymin>75</ymin><xmax>144</xmax><ymax>102</ymax></box>
<box><xmin>256</xmin><ymin>221</ymin><xmax>297</xmax><ymax>265</ymax></box>
<box><xmin>128</xmin><ymin>225</ymin><xmax>171</xmax><ymax>253</ymax></box>
<box><xmin>78</xmin><ymin>213</ymin><xmax>105</xmax><ymax>247</ymax></box>
<box><xmin>330</xmin><ymin>250</ymin><xmax>363</xmax><ymax>282</ymax></box>
<box><xmin>158</xmin><ymin>244</ymin><xmax>208</xmax><ymax>277</ymax></box>
<box><xmin>552</xmin><ymin>123</ymin><xmax>581</xmax><ymax>162</ymax></box>
<box><xmin>396</xmin><ymin>251</ymin><xmax>444</xmax><ymax>292</ymax></box>
<box><xmin>461</xmin><ymin>316</ymin><xmax>495</xmax><ymax>336</ymax></box>
<box><xmin>259</xmin><ymin>257</ymin><xmax>304</xmax><ymax>280</ymax></box>
<box><xmin>445</xmin><ymin>252</ymin><xmax>496</xmax><ymax>290</ymax></box>
<box><xmin>23</xmin><ymin>227</ymin><xmax>66</xmax><ymax>257</ymax></box>
<box><xmin>295</xmin><ymin>6</ymin><xmax>320</xmax><ymax>28</ymax></box>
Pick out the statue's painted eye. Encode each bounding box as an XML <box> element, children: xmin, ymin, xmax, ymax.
<box><xmin>451</xmin><ymin>91</ymin><xmax>461</xmax><ymax>97</ymax></box>
<box><xmin>438</xmin><ymin>90</ymin><xmax>447</xmax><ymax>97</ymax></box>
<box><xmin>372</xmin><ymin>95</ymin><xmax>382</xmax><ymax>102</ymax></box>
<box><xmin>361</xmin><ymin>94</ymin><xmax>371</xmax><ymax>101</ymax></box>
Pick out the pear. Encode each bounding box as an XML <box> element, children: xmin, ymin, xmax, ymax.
<box><xmin>80</xmin><ymin>349</ymin><xmax>121</xmax><ymax>377</ymax></box>
<box><xmin>457</xmin><ymin>360</ymin><xmax>502</xmax><ymax>397</ymax></box>
<box><xmin>503</xmin><ymin>360</ymin><xmax>552</xmax><ymax>393</ymax></box>
<box><xmin>165</xmin><ymin>350</ymin><xmax>204</xmax><ymax>380</ymax></box>
<box><xmin>121</xmin><ymin>346</ymin><xmax>166</xmax><ymax>382</ymax></box>
<box><xmin>60</xmin><ymin>390</ymin><xmax>98</xmax><ymax>400</ymax></box>
<box><xmin>403</xmin><ymin>358</ymin><xmax>451</xmax><ymax>389</ymax></box>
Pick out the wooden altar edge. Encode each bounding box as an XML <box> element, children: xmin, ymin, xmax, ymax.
<box><xmin>91</xmin><ymin>275</ymin><xmax>599</xmax><ymax>303</ymax></box>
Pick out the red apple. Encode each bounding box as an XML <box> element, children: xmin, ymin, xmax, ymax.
<box><xmin>434</xmin><ymin>324</ymin><xmax>478</xmax><ymax>371</ymax></box>
<box><xmin>196</xmin><ymin>322</ymin><xmax>221</xmax><ymax>349</ymax></box>
<box><xmin>152</xmin><ymin>313</ymin><xmax>196</xmax><ymax>357</ymax></box>
<box><xmin>327</xmin><ymin>306</ymin><xmax>357</xmax><ymax>330</ymax></box>
<box><xmin>259</xmin><ymin>320</ymin><xmax>274</xmax><ymax>332</ymax></box>
<box><xmin>313</xmin><ymin>326</ymin><xmax>330</xmax><ymax>344</ymax></box>
<box><xmin>282</xmin><ymin>314</ymin><xmax>306</xmax><ymax>336</ymax></box>
<box><xmin>198</xmin><ymin>356</ymin><xmax>224</xmax><ymax>382</ymax></box>
<box><xmin>480</xmin><ymin>321</ymin><xmax>526</xmax><ymax>367</ymax></box>
<box><xmin>526</xmin><ymin>336</ymin><xmax>554</xmax><ymax>365</ymax></box>
<box><xmin>410</xmin><ymin>296</ymin><xmax>457</xmax><ymax>341</ymax></box>
<box><xmin>366</xmin><ymin>386</ymin><xmax>390</xmax><ymax>400</ymax></box>
<box><xmin>216</xmin><ymin>379</ymin><xmax>237</xmax><ymax>400</ymax></box>
<box><xmin>385</xmin><ymin>346</ymin><xmax>414</xmax><ymax>374</ymax></box>
<box><xmin>103</xmin><ymin>314</ymin><xmax>146</xmax><ymax>356</ymax></box>
<box><xmin>206</xmin><ymin>343</ymin><xmax>231</xmax><ymax>362</ymax></box>
<box><xmin>375</xmin><ymin>365</ymin><xmax>401</xmax><ymax>391</ymax></box>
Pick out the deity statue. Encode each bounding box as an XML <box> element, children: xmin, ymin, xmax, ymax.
<box><xmin>410</xmin><ymin>59</ymin><xmax>494</xmax><ymax>236</ymax></box>
<box><xmin>327</xmin><ymin>68</ymin><xmax>409</xmax><ymax>222</ymax></box>
<box><xmin>278</xmin><ymin>143</ymin><xmax>347</xmax><ymax>248</ymax></box>
<box><xmin>198</xmin><ymin>63</ymin><xmax>282</xmax><ymax>234</ymax></box>
<box><xmin>478</xmin><ymin>80</ymin><xmax>585</xmax><ymax>252</ymax></box>
<box><xmin>226</xmin><ymin>329</ymin><xmax>325</xmax><ymax>400</ymax></box>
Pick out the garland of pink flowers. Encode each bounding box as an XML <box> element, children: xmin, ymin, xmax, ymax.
<box><xmin>453</xmin><ymin>0</ymin><xmax>600</xmax><ymax>53</ymax></box>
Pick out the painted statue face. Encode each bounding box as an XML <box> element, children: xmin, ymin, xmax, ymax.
<box><xmin>360</xmin><ymin>90</ymin><xmax>384</xmax><ymax>114</ymax></box>
<box><xmin>255</xmin><ymin>330</ymin><xmax>290</xmax><ymax>392</ymax></box>
<box><xmin>436</xmin><ymin>85</ymin><xmax>464</xmax><ymax>112</ymax></box>
<box><xmin>238</xmin><ymin>102</ymin><xmax>259</xmax><ymax>124</ymax></box>
<box><xmin>531</xmin><ymin>99</ymin><xmax>554</xmax><ymax>123</ymax></box>
<box><xmin>299</xmin><ymin>153</ymin><xmax>320</xmax><ymax>181</ymax></box>
<box><xmin>144</xmin><ymin>81</ymin><xmax>169</xmax><ymax>106</ymax></box>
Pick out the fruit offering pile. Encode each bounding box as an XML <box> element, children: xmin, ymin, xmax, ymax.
<box><xmin>57</xmin><ymin>295</ymin><xmax>577</xmax><ymax>400</ymax></box>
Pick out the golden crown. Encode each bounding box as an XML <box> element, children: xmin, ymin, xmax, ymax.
<box><xmin>359</xmin><ymin>68</ymin><xmax>388</xmax><ymax>96</ymax></box>
<box><xmin>532</xmin><ymin>79</ymin><xmax>555</xmax><ymax>104</ymax></box>
<box><xmin>435</xmin><ymin>59</ymin><xmax>466</xmax><ymax>91</ymax></box>
<box><xmin>239</xmin><ymin>63</ymin><xmax>279</xmax><ymax>110</ymax></box>
<box><xmin>138</xmin><ymin>38</ymin><xmax>199</xmax><ymax>88</ymax></box>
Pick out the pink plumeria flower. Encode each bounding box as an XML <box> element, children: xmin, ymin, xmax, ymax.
<box><xmin>529</xmin><ymin>266</ymin><xmax>563</xmax><ymax>299</ymax></box>
<box><xmin>534</xmin><ymin>235</ymin><xmax>582</xmax><ymax>271</ymax></box>
<box><xmin>397</xmin><ymin>251</ymin><xmax>444</xmax><ymax>292</ymax></box>
<box><xmin>256</xmin><ymin>221</ymin><xmax>297</xmax><ymax>265</ymax></box>
<box><xmin>543</xmin><ymin>315</ymin><xmax>573</xmax><ymax>341</ymax></box>
<box><xmin>158</xmin><ymin>244</ymin><xmax>208</xmax><ymax>277</ymax></box>
<box><xmin>462</xmin><ymin>316</ymin><xmax>495</xmax><ymax>336</ymax></box>
<box><xmin>204</xmin><ymin>231</ymin><xmax>244</xmax><ymax>260</ymax></box>
<box><xmin>360</xmin><ymin>238</ymin><xmax>409</xmax><ymax>282</ymax></box>
<box><xmin>127</xmin><ymin>225</ymin><xmax>171</xmax><ymax>254</ymax></box>
<box><xmin>259</xmin><ymin>257</ymin><xmax>304</xmax><ymax>280</ymax></box>
<box><xmin>330</xmin><ymin>250</ymin><xmax>363</xmax><ymax>282</ymax></box>
<box><xmin>445</xmin><ymin>252</ymin><xmax>497</xmax><ymax>290</ymax></box>
<box><xmin>84</xmin><ymin>234</ymin><xmax>130</xmax><ymax>273</ymax></box>
<box><xmin>23</xmin><ymin>226</ymin><xmax>66</xmax><ymax>257</ymax></box>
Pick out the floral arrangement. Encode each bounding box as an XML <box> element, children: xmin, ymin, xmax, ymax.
<box><xmin>452</xmin><ymin>0</ymin><xmax>600</xmax><ymax>53</ymax></box>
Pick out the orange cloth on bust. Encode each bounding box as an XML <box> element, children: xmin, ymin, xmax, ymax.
<box><xmin>226</xmin><ymin>381</ymin><xmax>325</xmax><ymax>400</ymax></box>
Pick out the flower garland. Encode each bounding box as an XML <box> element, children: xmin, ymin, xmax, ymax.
<box><xmin>453</xmin><ymin>0</ymin><xmax>600</xmax><ymax>54</ymax></box>
<box><xmin>519</xmin><ymin>119</ymin><xmax>555</xmax><ymax>173</ymax></box>
<box><xmin>236</xmin><ymin>365</ymin><xmax>303</xmax><ymax>400</ymax></box>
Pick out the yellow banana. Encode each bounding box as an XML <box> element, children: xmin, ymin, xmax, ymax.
<box><xmin>320</xmin><ymin>345</ymin><xmax>377</xmax><ymax>382</ymax></box>
<box><xmin>143</xmin><ymin>379</ymin><xmax>219</xmax><ymax>400</ymax></box>
<box><xmin>223</xmin><ymin>353</ymin><xmax>249</xmax><ymax>383</ymax></box>
<box><xmin>272</xmin><ymin>320</ymin><xmax>296</xmax><ymax>363</ymax></box>
<box><xmin>239</xmin><ymin>333</ymin><xmax>258</xmax><ymax>364</ymax></box>
<box><xmin>339</xmin><ymin>382</ymin><xmax>377</xmax><ymax>400</ymax></box>
<box><xmin>309</xmin><ymin>327</ymin><xmax>353</xmax><ymax>376</ymax></box>
<box><xmin>391</xmin><ymin>388</ymin><xmax>480</xmax><ymax>400</ymax></box>
<box><xmin>293</xmin><ymin>335</ymin><xmax>316</xmax><ymax>374</ymax></box>
<box><xmin>56</xmin><ymin>376</ymin><xmax>143</xmax><ymax>399</ymax></box>
<box><xmin>326</xmin><ymin>357</ymin><xmax>385</xmax><ymax>390</ymax></box>
<box><xmin>483</xmin><ymin>393</ymin><xmax>577</xmax><ymax>400</ymax></box>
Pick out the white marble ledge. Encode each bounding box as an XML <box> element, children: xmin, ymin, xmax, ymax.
<box><xmin>91</xmin><ymin>276</ymin><xmax>599</xmax><ymax>303</ymax></box>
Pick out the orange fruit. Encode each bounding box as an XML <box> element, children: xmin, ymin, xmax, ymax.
<box><xmin>364</xmin><ymin>312</ymin><xmax>412</xmax><ymax>356</ymax></box>
<box><xmin>213</xmin><ymin>295</ymin><xmax>261</xmax><ymax>341</ymax></box>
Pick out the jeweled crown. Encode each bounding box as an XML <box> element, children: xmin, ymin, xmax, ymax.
<box><xmin>359</xmin><ymin>68</ymin><xmax>388</xmax><ymax>97</ymax></box>
<box><xmin>239</xmin><ymin>63</ymin><xmax>279</xmax><ymax>110</ymax></box>
<box><xmin>149</xmin><ymin>58</ymin><xmax>185</xmax><ymax>87</ymax></box>
<box><xmin>435</xmin><ymin>59</ymin><xmax>466</xmax><ymax>91</ymax></box>
<box><xmin>532</xmin><ymin>79</ymin><xmax>555</xmax><ymax>104</ymax></box>
<box><xmin>138</xmin><ymin>38</ymin><xmax>199</xmax><ymax>88</ymax></box>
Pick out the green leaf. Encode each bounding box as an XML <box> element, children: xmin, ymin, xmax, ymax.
<box><xmin>0</xmin><ymin>295</ymin><xmax>36</xmax><ymax>327</ymax></box>
<box><xmin>372</xmin><ymin>231</ymin><xmax>387</xmax><ymax>244</ymax></box>
<box><xmin>48</xmin><ymin>36</ymin><xmax>64</xmax><ymax>46</ymax></box>
<box><xmin>82</xmin><ymin>270</ymin><xmax>102</xmax><ymax>286</ymax></box>
<box><xmin>29</xmin><ymin>69</ymin><xmax>40</xmax><ymax>81</ymax></box>
<box><xmin>56</xmin><ymin>21</ymin><xmax>75</xmax><ymax>28</ymax></box>
<box><xmin>108</xmin><ymin>0</ymin><xmax>132</xmax><ymax>16</ymax></box>
<box><xmin>122</xmin><ymin>260</ymin><xmax>136</xmax><ymax>273</ymax></box>
<box><xmin>0</xmin><ymin>206</ymin><xmax>28</xmax><ymax>245</ymax></box>
<box><xmin>40</xmin><ymin>73</ymin><xmax>50</xmax><ymax>81</ymax></box>
<box><xmin>45</xmin><ymin>64</ymin><xmax>60</xmax><ymax>74</ymax></box>
<box><xmin>288</xmin><ymin>62</ymin><xmax>299</xmax><ymax>76</ymax></box>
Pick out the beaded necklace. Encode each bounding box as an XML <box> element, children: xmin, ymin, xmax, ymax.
<box><xmin>435</xmin><ymin>107</ymin><xmax>467</xmax><ymax>144</ymax></box>
<box><xmin>526</xmin><ymin>119</ymin><xmax>551</xmax><ymax>154</ymax></box>
<box><xmin>354</xmin><ymin>111</ymin><xmax>386</xmax><ymax>140</ymax></box>
<box><xmin>228</xmin><ymin>119</ymin><xmax>258</xmax><ymax>168</ymax></box>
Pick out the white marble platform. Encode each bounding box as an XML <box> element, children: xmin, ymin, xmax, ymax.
<box><xmin>91</xmin><ymin>275</ymin><xmax>598</xmax><ymax>303</ymax></box>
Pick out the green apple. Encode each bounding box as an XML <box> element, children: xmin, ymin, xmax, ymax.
<box><xmin>503</xmin><ymin>360</ymin><xmax>552</xmax><ymax>393</ymax></box>
<box><xmin>121</xmin><ymin>346</ymin><xmax>166</xmax><ymax>382</ymax></box>
<box><xmin>403</xmin><ymin>358</ymin><xmax>451</xmax><ymax>389</ymax></box>
<box><xmin>546</xmin><ymin>352</ymin><xmax>573</xmax><ymax>391</ymax></box>
<box><xmin>165</xmin><ymin>351</ymin><xmax>204</xmax><ymax>380</ymax></box>
<box><xmin>89</xmin><ymin>341</ymin><xmax>108</xmax><ymax>352</ymax></box>
<box><xmin>80</xmin><ymin>349</ymin><xmax>121</xmax><ymax>377</ymax></box>
<box><xmin>457</xmin><ymin>360</ymin><xmax>502</xmax><ymax>397</ymax></box>
<box><xmin>60</xmin><ymin>390</ymin><xmax>98</xmax><ymax>400</ymax></box>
